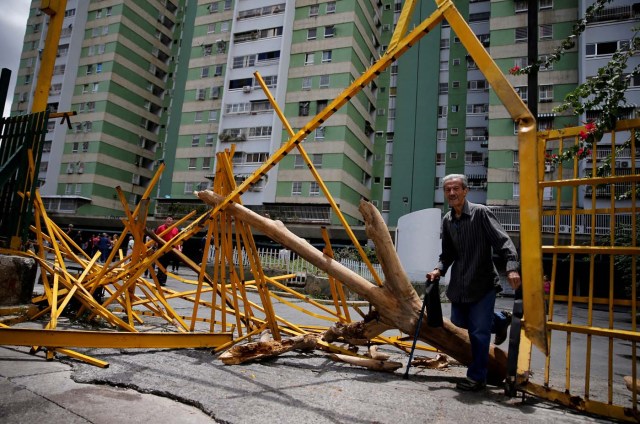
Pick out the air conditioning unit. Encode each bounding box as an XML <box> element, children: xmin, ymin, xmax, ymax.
<box><xmin>242</xmin><ymin>86</ymin><xmax>252</xmax><ymax>93</ymax></box>
<box><xmin>382</xmin><ymin>24</ymin><xmax>391</xmax><ymax>31</ymax></box>
<box><xmin>545</xmin><ymin>163</ymin><xmax>554</xmax><ymax>173</ymax></box>
<box><xmin>621</xmin><ymin>160</ymin><xmax>630</xmax><ymax>168</ymax></box>
<box><xmin>575</xmin><ymin>225</ymin><xmax>585</xmax><ymax>234</ymax></box>
<box><xmin>559</xmin><ymin>225</ymin><xmax>571</xmax><ymax>234</ymax></box>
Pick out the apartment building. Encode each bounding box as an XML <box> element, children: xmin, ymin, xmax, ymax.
<box><xmin>13</xmin><ymin>0</ymin><xmax>394</xmax><ymax>233</ymax></box>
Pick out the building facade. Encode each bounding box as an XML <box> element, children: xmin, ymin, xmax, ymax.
<box><xmin>12</xmin><ymin>0</ymin><xmax>394</xmax><ymax>233</ymax></box>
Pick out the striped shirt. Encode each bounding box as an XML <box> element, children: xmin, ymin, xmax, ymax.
<box><xmin>436</xmin><ymin>201</ymin><xmax>519</xmax><ymax>303</ymax></box>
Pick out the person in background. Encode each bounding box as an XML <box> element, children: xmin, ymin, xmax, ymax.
<box><xmin>427</xmin><ymin>174</ymin><xmax>521</xmax><ymax>392</ymax></box>
<box><xmin>97</xmin><ymin>233</ymin><xmax>112</xmax><ymax>263</ymax></box>
<box><xmin>155</xmin><ymin>217</ymin><xmax>179</xmax><ymax>286</ymax></box>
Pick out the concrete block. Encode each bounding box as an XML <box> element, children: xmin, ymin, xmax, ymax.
<box><xmin>0</xmin><ymin>255</ymin><xmax>37</xmax><ymax>306</ymax></box>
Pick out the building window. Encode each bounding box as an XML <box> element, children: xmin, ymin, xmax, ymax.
<box><xmin>292</xmin><ymin>181</ymin><xmax>302</xmax><ymax>195</ymax></box>
<box><xmin>438</xmin><ymin>106</ymin><xmax>447</xmax><ymax>118</ymax></box>
<box><xmin>539</xmin><ymin>0</ymin><xmax>553</xmax><ymax>9</ymax></box>
<box><xmin>324</xmin><ymin>25</ymin><xmax>335</xmax><ymax>38</ymax></box>
<box><xmin>539</xmin><ymin>24</ymin><xmax>553</xmax><ymax>40</ymax></box>
<box><xmin>468</xmin><ymin>79</ymin><xmax>488</xmax><ymax>91</ymax></box>
<box><xmin>214</xmin><ymin>65</ymin><xmax>223</xmax><ymax>76</ymax></box>
<box><xmin>440</xmin><ymin>60</ymin><xmax>449</xmax><ymax>71</ymax></box>
<box><xmin>192</xmin><ymin>135</ymin><xmax>200</xmax><ymax>147</ymax></box>
<box><xmin>539</xmin><ymin>54</ymin><xmax>553</xmax><ymax>71</ymax></box>
<box><xmin>319</xmin><ymin>75</ymin><xmax>329</xmax><ymax>88</ymax></box>
<box><xmin>452</xmin><ymin>81</ymin><xmax>460</xmax><ymax>88</ymax></box>
<box><xmin>315</xmin><ymin>126</ymin><xmax>325</xmax><ymax>139</ymax></box>
<box><xmin>195</xmin><ymin>111</ymin><xmax>203</xmax><ymax>122</ymax></box>
<box><xmin>515</xmin><ymin>27</ymin><xmax>527</xmax><ymax>43</ymax></box>
<box><xmin>209</xmin><ymin>110</ymin><xmax>217</xmax><ymax>121</ymax></box>
<box><xmin>201</xmin><ymin>66</ymin><xmax>209</xmax><ymax>78</ymax></box>
<box><xmin>515</xmin><ymin>86</ymin><xmax>528</xmax><ymax>102</ymax></box>
<box><xmin>189</xmin><ymin>158</ymin><xmax>197</xmax><ymax>170</ymax></box>
<box><xmin>305</xmin><ymin>52</ymin><xmax>314</xmax><ymax>65</ymax></box>
<box><xmin>450</xmin><ymin>128</ymin><xmax>459</xmax><ymax>136</ymax></box>
<box><xmin>299</xmin><ymin>101</ymin><xmax>310</xmax><ymax>116</ymax></box>
<box><xmin>439</xmin><ymin>83</ymin><xmax>448</xmax><ymax>94</ymax></box>
<box><xmin>312</xmin><ymin>154</ymin><xmax>322</xmax><ymax>168</ymax></box>
<box><xmin>302</xmin><ymin>77</ymin><xmax>312</xmax><ymax>90</ymax></box>
<box><xmin>384</xmin><ymin>177</ymin><xmax>392</xmax><ymax>188</ymax></box>
<box><xmin>309</xmin><ymin>4</ymin><xmax>319</xmax><ymax>16</ymax></box>
<box><xmin>382</xmin><ymin>201</ymin><xmax>390</xmax><ymax>212</ymax></box>
<box><xmin>539</xmin><ymin>85</ymin><xmax>553</xmax><ymax>102</ymax></box>
<box><xmin>205</xmin><ymin>134</ymin><xmax>215</xmax><ymax>146</ymax></box>
<box><xmin>202</xmin><ymin>157</ymin><xmax>211</xmax><ymax>170</ymax></box>
<box><xmin>436</xmin><ymin>153</ymin><xmax>445</xmax><ymax>164</ymax></box>
<box><xmin>322</xmin><ymin>50</ymin><xmax>332</xmax><ymax>63</ymax></box>
<box><xmin>310</xmin><ymin>182</ymin><xmax>320</xmax><ymax>196</ymax></box>
<box><xmin>294</xmin><ymin>155</ymin><xmax>305</xmax><ymax>168</ymax></box>
<box><xmin>95</xmin><ymin>63</ymin><xmax>103</xmax><ymax>73</ymax></box>
<box><xmin>440</xmin><ymin>38</ymin><xmax>450</xmax><ymax>49</ymax></box>
<box><xmin>326</xmin><ymin>2</ymin><xmax>336</xmax><ymax>14</ymax></box>
<box><xmin>307</xmin><ymin>28</ymin><xmax>317</xmax><ymax>40</ymax></box>
<box><xmin>437</xmin><ymin>129</ymin><xmax>447</xmax><ymax>141</ymax></box>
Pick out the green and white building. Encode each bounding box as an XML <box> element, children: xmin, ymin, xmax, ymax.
<box><xmin>12</xmin><ymin>0</ymin><xmax>395</xmax><ymax>234</ymax></box>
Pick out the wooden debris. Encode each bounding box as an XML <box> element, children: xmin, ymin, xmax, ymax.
<box><xmin>410</xmin><ymin>353</ymin><xmax>450</xmax><ymax>369</ymax></box>
<box><xmin>219</xmin><ymin>334</ymin><xmax>319</xmax><ymax>365</ymax></box>
<box><xmin>328</xmin><ymin>353</ymin><xmax>403</xmax><ymax>372</ymax></box>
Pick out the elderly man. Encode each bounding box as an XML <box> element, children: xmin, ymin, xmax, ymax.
<box><xmin>427</xmin><ymin>174</ymin><xmax>521</xmax><ymax>392</ymax></box>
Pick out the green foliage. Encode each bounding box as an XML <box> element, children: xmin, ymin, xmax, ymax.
<box><xmin>334</xmin><ymin>246</ymin><xmax>379</xmax><ymax>264</ymax></box>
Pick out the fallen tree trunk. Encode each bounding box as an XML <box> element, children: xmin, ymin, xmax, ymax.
<box><xmin>219</xmin><ymin>334</ymin><xmax>319</xmax><ymax>365</ymax></box>
<box><xmin>328</xmin><ymin>353</ymin><xmax>402</xmax><ymax>372</ymax></box>
<box><xmin>197</xmin><ymin>190</ymin><xmax>507</xmax><ymax>383</ymax></box>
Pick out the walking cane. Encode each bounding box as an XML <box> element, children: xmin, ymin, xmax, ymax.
<box><xmin>403</xmin><ymin>278</ymin><xmax>441</xmax><ymax>379</ymax></box>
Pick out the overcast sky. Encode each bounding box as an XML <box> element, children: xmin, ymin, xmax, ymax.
<box><xmin>0</xmin><ymin>0</ymin><xmax>31</xmax><ymax>116</ymax></box>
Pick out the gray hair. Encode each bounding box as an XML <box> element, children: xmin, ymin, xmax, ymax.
<box><xmin>442</xmin><ymin>174</ymin><xmax>468</xmax><ymax>189</ymax></box>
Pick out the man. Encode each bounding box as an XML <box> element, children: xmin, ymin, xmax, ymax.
<box><xmin>155</xmin><ymin>217</ymin><xmax>179</xmax><ymax>286</ymax></box>
<box><xmin>427</xmin><ymin>174</ymin><xmax>521</xmax><ymax>392</ymax></box>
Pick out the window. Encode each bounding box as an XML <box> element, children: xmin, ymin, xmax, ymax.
<box><xmin>539</xmin><ymin>24</ymin><xmax>553</xmax><ymax>40</ymax></box>
<box><xmin>202</xmin><ymin>157</ymin><xmax>211</xmax><ymax>170</ymax></box>
<box><xmin>221</xmin><ymin>22</ymin><xmax>229</xmax><ymax>32</ymax></box>
<box><xmin>302</xmin><ymin>77</ymin><xmax>312</xmax><ymax>90</ymax></box>
<box><xmin>514</xmin><ymin>0</ymin><xmax>528</xmax><ymax>13</ymax></box>
<box><xmin>324</xmin><ymin>25</ymin><xmax>335</xmax><ymax>38</ymax></box>
<box><xmin>539</xmin><ymin>54</ymin><xmax>553</xmax><ymax>71</ymax></box>
<box><xmin>322</xmin><ymin>50</ymin><xmax>332</xmax><ymax>63</ymax></box>
<box><xmin>465</xmin><ymin>151</ymin><xmax>484</xmax><ymax>164</ymax></box>
<box><xmin>209</xmin><ymin>110</ymin><xmax>217</xmax><ymax>121</ymax></box>
<box><xmin>326</xmin><ymin>2</ymin><xmax>336</xmax><ymax>13</ymax></box>
<box><xmin>211</xmin><ymin>86</ymin><xmax>220</xmax><ymax>99</ymax></box>
<box><xmin>82</xmin><ymin>84</ymin><xmax>89</xmax><ymax>94</ymax></box>
<box><xmin>383</xmin><ymin>177</ymin><xmax>392</xmax><ymax>188</ymax></box>
<box><xmin>312</xmin><ymin>154</ymin><xmax>322</xmax><ymax>168</ymax></box>
<box><xmin>440</xmin><ymin>60</ymin><xmax>449</xmax><ymax>71</ymax></box>
<box><xmin>449</xmin><ymin>152</ymin><xmax>458</xmax><ymax>159</ymax></box>
<box><xmin>86</xmin><ymin>64</ymin><xmax>93</xmax><ymax>75</ymax></box>
<box><xmin>437</xmin><ymin>129</ymin><xmax>447</xmax><ymax>141</ymax></box>
<box><xmin>539</xmin><ymin>85</ymin><xmax>553</xmax><ymax>102</ymax></box>
<box><xmin>207</xmin><ymin>23</ymin><xmax>215</xmax><ymax>34</ymax></box>
<box><xmin>513</xmin><ymin>183</ymin><xmax>520</xmax><ymax>199</ymax></box>
<box><xmin>95</xmin><ymin>63</ymin><xmax>103</xmax><ymax>74</ymax></box>
<box><xmin>249</xmin><ymin>126</ymin><xmax>272</xmax><ymax>137</ymax></box>
<box><xmin>452</xmin><ymin>81</ymin><xmax>460</xmax><ymax>88</ymax></box>
<box><xmin>513</xmin><ymin>57</ymin><xmax>528</xmax><ymax>69</ymax></box>
<box><xmin>92</xmin><ymin>82</ymin><xmax>99</xmax><ymax>93</ymax></box>
<box><xmin>538</xmin><ymin>118</ymin><xmax>554</xmax><ymax>131</ymax></box>
<box><xmin>515</xmin><ymin>27</ymin><xmax>527</xmax><ymax>43</ymax></box>
<box><xmin>189</xmin><ymin>158</ymin><xmax>197</xmax><ymax>170</ymax></box>
<box><xmin>316</xmin><ymin>99</ymin><xmax>328</xmax><ymax>112</ymax></box>
<box><xmin>453</xmin><ymin>58</ymin><xmax>461</xmax><ymax>66</ymax></box>
<box><xmin>440</xmin><ymin>38</ymin><xmax>450</xmax><ymax>49</ymax></box>
<box><xmin>192</xmin><ymin>135</ymin><xmax>200</xmax><ymax>147</ymax></box>
<box><xmin>468</xmin><ymin>79</ymin><xmax>488</xmax><ymax>91</ymax></box>
<box><xmin>586</xmin><ymin>40</ymin><xmax>630</xmax><ymax>57</ymax></box>
<box><xmin>539</xmin><ymin>0</ymin><xmax>553</xmax><ymax>10</ymax></box>
<box><xmin>438</xmin><ymin>106</ymin><xmax>448</xmax><ymax>118</ymax></box>
<box><xmin>319</xmin><ymin>75</ymin><xmax>329</xmax><ymax>88</ymax></box>
<box><xmin>315</xmin><ymin>127</ymin><xmax>325</xmax><ymax>139</ymax></box>
<box><xmin>438</xmin><ymin>83</ymin><xmax>448</xmax><ymax>94</ymax></box>
<box><xmin>436</xmin><ymin>153</ymin><xmax>446</xmax><ymax>164</ymax></box>
<box><xmin>197</xmin><ymin>88</ymin><xmax>206</xmax><ymax>100</ymax></box>
<box><xmin>309</xmin><ymin>4</ymin><xmax>319</xmax><ymax>16</ymax></box>
<box><xmin>82</xmin><ymin>142</ymin><xmax>89</xmax><ymax>152</ymax></box>
<box><xmin>307</xmin><ymin>28</ymin><xmax>317</xmax><ymax>40</ymax></box>
<box><xmin>450</xmin><ymin>128</ymin><xmax>459</xmax><ymax>136</ymax></box>
<box><xmin>382</xmin><ymin>201</ymin><xmax>390</xmax><ymax>212</ymax></box>
<box><xmin>515</xmin><ymin>86</ymin><xmax>528</xmax><ymax>102</ymax></box>
<box><xmin>214</xmin><ymin>65</ymin><xmax>223</xmax><ymax>77</ymax></box>
<box><xmin>106</xmin><ymin>6</ymin><xmax>112</xmax><ymax>16</ymax></box>
<box><xmin>305</xmin><ymin>53</ymin><xmax>314</xmax><ymax>65</ymax></box>
<box><xmin>299</xmin><ymin>101</ymin><xmax>310</xmax><ymax>116</ymax></box>
<box><xmin>205</xmin><ymin>134</ymin><xmax>215</xmax><ymax>146</ymax></box>
<box><xmin>466</xmin><ymin>104</ymin><xmax>488</xmax><ymax>114</ymax></box>
<box><xmin>310</xmin><ymin>182</ymin><xmax>320</xmax><ymax>196</ymax></box>
<box><xmin>195</xmin><ymin>111</ymin><xmax>203</xmax><ymax>122</ymax></box>
<box><xmin>451</xmin><ymin>105</ymin><xmax>459</xmax><ymax>113</ymax></box>
<box><xmin>201</xmin><ymin>67</ymin><xmax>209</xmax><ymax>78</ymax></box>
<box><xmin>294</xmin><ymin>155</ymin><xmax>305</xmax><ymax>168</ymax></box>
<box><xmin>292</xmin><ymin>181</ymin><xmax>302</xmax><ymax>195</ymax></box>
<box><xmin>72</xmin><ymin>142</ymin><xmax>79</xmax><ymax>153</ymax></box>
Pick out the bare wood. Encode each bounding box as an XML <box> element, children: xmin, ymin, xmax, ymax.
<box><xmin>411</xmin><ymin>353</ymin><xmax>450</xmax><ymax>369</ymax></box>
<box><xmin>197</xmin><ymin>190</ymin><xmax>507</xmax><ymax>382</ymax></box>
<box><xmin>219</xmin><ymin>334</ymin><xmax>319</xmax><ymax>365</ymax></box>
<box><xmin>328</xmin><ymin>353</ymin><xmax>403</xmax><ymax>372</ymax></box>
<box><xmin>368</xmin><ymin>345</ymin><xmax>390</xmax><ymax>361</ymax></box>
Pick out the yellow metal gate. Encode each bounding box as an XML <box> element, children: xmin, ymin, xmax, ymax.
<box><xmin>516</xmin><ymin>120</ymin><xmax>640</xmax><ymax>422</ymax></box>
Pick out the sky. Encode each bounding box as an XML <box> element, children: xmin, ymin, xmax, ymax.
<box><xmin>0</xmin><ymin>0</ymin><xmax>32</xmax><ymax>116</ymax></box>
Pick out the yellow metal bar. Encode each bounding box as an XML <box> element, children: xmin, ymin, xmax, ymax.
<box><xmin>253</xmin><ymin>71</ymin><xmax>383</xmax><ymax>287</ymax></box>
<box><xmin>53</xmin><ymin>348</ymin><xmax>109</xmax><ymax>368</ymax></box>
<box><xmin>0</xmin><ymin>328</ymin><xmax>232</xmax><ymax>348</ymax></box>
<box><xmin>32</xmin><ymin>0</ymin><xmax>67</xmax><ymax>112</ymax></box>
<box><xmin>387</xmin><ymin>0</ymin><xmax>418</xmax><ymax>53</ymax></box>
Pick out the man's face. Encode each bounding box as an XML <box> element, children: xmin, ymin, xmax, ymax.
<box><xmin>165</xmin><ymin>217</ymin><xmax>173</xmax><ymax>226</ymax></box>
<box><xmin>443</xmin><ymin>179</ymin><xmax>468</xmax><ymax>210</ymax></box>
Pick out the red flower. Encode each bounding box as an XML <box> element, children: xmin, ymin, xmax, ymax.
<box><xmin>577</xmin><ymin>147</ymin><xmax>584</xmax><ymax>156</ymax></box>
<box><xmin>579</xmin><ymin>130</ymin><xmax>588</xmax><ymax>140</ymax></box>
<box><xmin>509</xmin><ymin>65</ymin><xmax>521</xmax><ymax>75</ymax></box>
<box><xmin>586</xmin><ymin>149</ymin><xmax>591</xmax><ymax>156</ymax></box>
<box><xmin>584</xmin><ymin>121</ymin><xmax>596</xmax><ymax>133</ymax></box>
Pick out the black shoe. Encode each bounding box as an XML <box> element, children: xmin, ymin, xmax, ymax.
<box><xmin>494</xmin><ymin>311</ymin><xmax>512</xmax><ymax>345</ymax></box>
<box><xmin>456</xmin><ymin>378</ymin><xmax>486</xmax><ymax>392</ymax></box>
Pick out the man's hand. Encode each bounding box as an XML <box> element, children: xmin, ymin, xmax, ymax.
<box><xmin>507</xmin><ymin>270</ymin><xmax>521</xmax><ymax>290</ymax></box>
<box><xmin>427</xmin><ymin>268</ymin><xmax>441</xmax><ymax>281</ymax></box>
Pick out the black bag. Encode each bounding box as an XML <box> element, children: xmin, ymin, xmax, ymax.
<box><xmin>425</xmin><ymin>278</ymin><xmax>443</xmax><ymax>327</ymax></box>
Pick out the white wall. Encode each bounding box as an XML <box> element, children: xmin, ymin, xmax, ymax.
<box><xmin>395</xmin><ymin>208</ymin><xmax>447</xmax><ymax>283</ymax></box>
